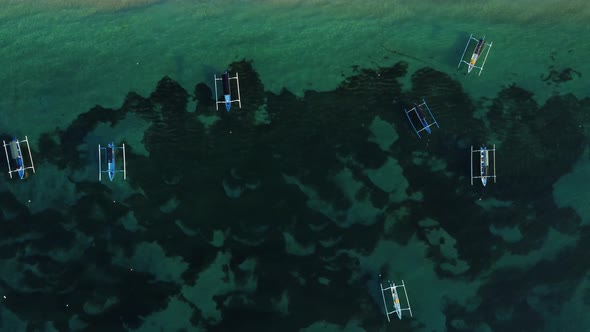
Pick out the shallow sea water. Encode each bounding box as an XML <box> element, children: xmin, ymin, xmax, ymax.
<box><xmin>0</xmin><ymin>0</ymin><xmax>589</xmax><ymax>331</ymax></box>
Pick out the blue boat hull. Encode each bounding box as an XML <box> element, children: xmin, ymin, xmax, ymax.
<box><xmin>11</xmin><ymin>137</ymin><xmax>26</xmax><ymax>179</ymax></box>
<box><xmin>107</xmin><ymin>143</ymin><xmax>116</xmax><ymax>181</ymax></box>
<box><xmin>224</xmin><ymin>94</ymin><xmax>231</xmax><ymax>112</ymax></box>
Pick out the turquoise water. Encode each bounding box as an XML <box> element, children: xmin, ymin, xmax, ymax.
<box><xmin>0</xmin><ymin>0</ymin><xmax>589</xmax><ymax>331</ymax></box>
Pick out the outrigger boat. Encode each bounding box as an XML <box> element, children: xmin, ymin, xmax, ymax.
<box><xmin>471</xmin><ymin>144</ymin><xmax>496</xmax><ymax>186</ymax></box>
<box><xmin>98</xmin><ymin>142</ymin><xmax>127</xmax><ymax>181</ymax></box>
<box><xmin>404</xmin><ymin>98</ymin><xmax>439</xmax><ymax>138</ymax></box>
<box><xmin>458</xmin><ymin>34</ymin><xmax>493</xmax><ymax>76</ymax></box>
<box><xmin>213</xmin><ymin>70</ymin><xmax>242</xmax><ymax>112</ymax></box>
<box><xmin>380</xmin><ymin>279</ymin><xmax>413</xmax><ymax>322</ymax></box>
<box><xmin>2</xmin><ymin>136</ymin><xmax>35</xmax><ymax>179</ymax></box>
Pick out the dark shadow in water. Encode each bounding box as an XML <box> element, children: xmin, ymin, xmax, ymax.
<box><xmin>1</xmin><ymin>58</ymin><xmax>588</xmax><ymax>332</ymax></box>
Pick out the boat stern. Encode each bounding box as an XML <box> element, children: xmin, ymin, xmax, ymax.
<box><xmin>392</xmin><ymin>287</ymin><xmax>402</xmax><ymax>319</ymax></box>
<box><xmin>224</xmin><ymin>95</ymin><xmax>231</xmax><ymax>112</ymax></box>
<box><xmin>468</xmin><ymin>55</ymin><xmax>478</xmax><ymax>73</ymax></box>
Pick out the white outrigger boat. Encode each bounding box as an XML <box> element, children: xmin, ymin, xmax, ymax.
<box><xmin>3</xmin><ymin>136</ymin><xmax>35</xmax><ymax>179</ymax></box>
<box><xmin>404</xmin><ymin>98</ymin><xmax>440</xmax><ymax>138</ymax></box>
<box><xmin>471</xmin><ymin>144</ymin><xmax>496</xmax><ymax>186</ymax></box>
<box><xmin>213</xmin><ymin>70</ymin><xmax>242</xmax><ymax>112</ymax></box>
<box><xmin>458</xmin><ymin>34</ymin><xmax>493</xmax><ymax>76</ymax></box>
<box><xmin>98</xmin><ymin>142</ymin><xmax>127</xmax><ymax>181</ymax></box>
<box><xmin>380</xmin><ymin>279</ymin><xmax>413</xmax><ymax>322</ymax></box>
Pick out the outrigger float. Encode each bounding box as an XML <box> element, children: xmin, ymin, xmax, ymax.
<box><xmin>98</xmin><ymin>142</ymin><xmax>127</xmax><ymax>181</ymax></box>
<box><xmin>404</xmin><ymin>98</ymin><xmax>439</xmax><ymax>138</ymax></box>
<box><xmin>471</xmin><ymin>144</ymin><xmax>496</xmax><ymax>186</ymax></box>
<box><xmin>458</xmin><ymin>34</ymin><xmax>493</xmax><ymax>76</ymax></box>
<box><xmin>2</xmin><ymin>136</ymin><xmax>35</xmax><ymax>179</ymax></box>
<box><xmin>213</xmin><ymin>70</ymin><xmax>242</xmax><ymax>112</ymax></box>
<box><xmin>380</xmin><ymin>279</ymin><xmax>413</xmax><ymax>322</ymax></box>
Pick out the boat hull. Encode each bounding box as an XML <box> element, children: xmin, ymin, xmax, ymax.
<box><xmin>224</xmin><ymin>94</ymin><xmax>231</xmax><ymax>112</ymax></box>
<box><xmin>480</xmin><ymin>147</ymin><xmax>489</xmax><ymax>186</ymax></box>
<box><xmin>107</xmin><ymin>143</ymin><xmax>116</xmax><ymax>181</ymax></box>
<box><xmin>11</xmin><ymin>138</ymin><xmax>26</xmax><ymax>179</ymax></box>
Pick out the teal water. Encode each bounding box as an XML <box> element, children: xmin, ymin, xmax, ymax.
<box><xmin>0</xmin><ymin>0</ymin><xmax>589</xmax><ymax>331</ymax></box>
